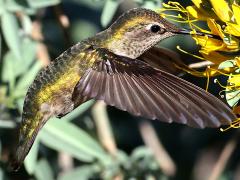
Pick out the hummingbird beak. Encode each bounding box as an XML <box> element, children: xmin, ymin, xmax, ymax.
<box><xmin>174</xmin><ymin>28</ymin><xmax>222</xmax><ymax>40</ymax></box>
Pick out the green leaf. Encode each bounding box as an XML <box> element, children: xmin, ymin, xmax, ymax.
<box><xmin>116</xmin><ymin>150</ymin><xmax>128</xmax><ymax>164</ymax></box>
<box><xmin>6</xmin><ymin>0</ymin><xmax>36</xmax><ymax>14</ymax></box>
<box><xmin>71</xmin><ymin>20</ymin><xmax>99</xmax><ymax>42</ymax></box>
<box><xmin>63</xmin><ymin>100</ymin><xmax>95</xmax><ymax>121</ymax></box>
<box><xmin>34</xmin><ymin>159</ymin><xmax>54</xmax><ymax>180</ymax></box>
<box><xmin>2</xmin><ymin>39</ymin><xmax>37</xmax><ymax>84</ymax></box>
<box><xmin>130</xmin><ymin>146</ymin><xmax>152</xmax><ymax>161</ymax></box>
<box><xmin>141</xmin><ymin>1</ymin><xmax>160</xmax><ymax>9</ymax></box>
<box><xmin>58</xmin><ymin>165</ymin><xmax>100</xmax><ymax>180</ymax></box>
<box><xmin>0</xmin><ymin>34</ymin><xmax>2</xmax><ymax>63</ymax></box>
<box><xmin>39</xmin><ymin>119</ymin><xmax>108</xmax><ymax>162</ymax></box>
<box><xmin>14</xmin><ymin>61</ymin><xmax>42</xmax><ymax>98</ymax></box>
<box><xmin>101</xmin><ymin>0</ymin><xmax>119</xmax><ymax>27</ymax></box>
<box><xmin>24</xmin><ymin>137</ymin><xmax>40</xmax><ymax>174</ymax></box>
<box><xmin>225</xmin><ymin>68</ymin><xmax>240</xmax><ymax>107</ymax></box>
<box><xmin>218</xmin><ymin>60</ymin><xmax>236</xmax><ymax>69</ymax></box>
<box><xmin>0</xmin><ymin>120</ymin><xmax>16</xmax><ymax>128</ymax></box>
<box><xmin>0</xmin><ymin>140</ymin><xmax>2</xmax><ymax>154</ymax></box>
<box><xmin>2</xmin><ymin>51</ymin><xmax>16</xmax><ymax>90</ymax></box>
<box><xmin>0</xmin><ymin>167</ymin><xmax>3</xmax><ymax>180</ymax></box>
<box><xmin>2</xmin><ymin>52</ymin><xmax>15</xmax><ymax>82</ymax></box>
<box><xmin>67</xmin><ymin>0</ymin><xmax>104</xmax><ymax>10</ymax></box>
<box><xmin>27</xmin><ymin>0</ymin><xmax>60</xmax><ymax>8</ymax></box>
<box><xmin>1</xmin><ymin>11</ymin><xmax>21</xmax><ymax>60</ymax></box>
<box><xmin>16</xmin><ymin>97</ymin><xmax>24</xmax><ymax>113</ymax></box>
<box><xmin>0</xmin><ymin>0</ymin><xmax>4</xmax><ymax>15</ymax></box>
<box><xmin>21</xmin><ymin>14</ymin><xmax>32</xmax><ymax>35</ymax></box>
<box><xmin>225</xmin><ymin>89</ymin><xmax>240</xmax><ymax>107</ymax></box>
<box><xmin>15</xmin><ymin>39</ymin><xmax>37</xmax><ymax>76</ymax></box>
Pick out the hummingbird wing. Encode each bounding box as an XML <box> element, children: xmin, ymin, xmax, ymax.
<box><xmin>72</xmin><ymin>49</ymin><xmax>235</xmax><ymax>128</ymax></box>
<box><xmin>139</xmin><ymin>46</ymin><xmax>183</xmax><ymax>75</ymax></box>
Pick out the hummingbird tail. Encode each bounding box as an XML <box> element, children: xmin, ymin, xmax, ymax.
<box><xmin>10</xmin><ymin>114</ymin><xmax>47</xmax><ymax>171</ymax></box>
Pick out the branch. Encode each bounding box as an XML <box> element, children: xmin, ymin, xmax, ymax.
<box><xmin>208</xmin><ymin>132</ymin><xmax>239</xmax><ymax>180</ymax></box>
<box><xmin>188</xmin><ymin>61</ymin><xmax>213</xmax><ymax>68</ymax></box>
<box><xmin>53</xmin><ymin>5</ymin><xmax>71</xmax><ymax>47</ymax></box>
<box><xmin>139</xmin><ymin>120</ymin><xmax>176</xmax><ymax>177</ymax></box>
<box><xmin>92</xmin><ymin>101</ymin><xmax>117</xmax><ymax>157</ymax></box>
<box><xmin>31</xmin><ymin>20</ymin><xmax>51</xmax><ymax>66</ymax></box>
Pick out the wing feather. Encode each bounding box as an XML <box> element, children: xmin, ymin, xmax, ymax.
<box><xmin>73</xmin><ymin>49</ymin><xmax>235</xmax><ymax>128</ymax></box>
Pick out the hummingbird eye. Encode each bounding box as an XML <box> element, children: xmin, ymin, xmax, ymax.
<box><xmin>150</xmin><ymin>25</ymin><xmax>161</xmax><ymax>33</ymax></box>
<box><xmin>147</xmin><ymin>24</ymin><xmax>166</xmax><ymax>34</ymax></box>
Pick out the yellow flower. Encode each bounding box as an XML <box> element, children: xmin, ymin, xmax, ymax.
<box><xmin>193</xmin><ymin>36</ymin><xmax>226</xmax><ymax>54</ymax></box>
<box><xmin>232</xmin><ymin>3</ymin><xmax>240</xmax><ymax>24</ymax></box>
<box><xmin>160</xmin><ymin>0</ymin><xmax>240</xmax><ymax>130</ymax></box>
<box><xmin>225</xmin><ymin>23</ymin><xmax>240</xmax><ymax>36</ymax></box>
<box><xmin>186</xmin><ymin>6</ymin><xmax>207</xmax><ymax>20</ymax></box>
<box><xmin>209</xmin><ymin>0</ymin><xmax>232</xmax><ymax>22</ymax></box>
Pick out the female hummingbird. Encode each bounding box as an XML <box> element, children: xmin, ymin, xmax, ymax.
<box><xmin>11</xmin><ymin>8</ymin><xmax>236</xmax><ymax>170</ymax></box>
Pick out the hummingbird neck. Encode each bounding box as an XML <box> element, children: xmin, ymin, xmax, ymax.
<box><xmin>106</xmin><ymin>35</ymin><xmax>156</xmax><ymax>59</ymax></box>
<box><xmin>86</xmin><ymin>29</ymin><xmax>146</xmax><ymax>59</ymax></box>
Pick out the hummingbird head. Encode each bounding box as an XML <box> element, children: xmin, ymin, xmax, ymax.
<box><xmin>104</xmin><ymin>8</ymin><xmax>215</xmax><ymax>59</ymax></box>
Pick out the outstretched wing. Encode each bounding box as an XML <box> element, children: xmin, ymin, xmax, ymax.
<box><xmin>72</xmin><ymin>49</ymin><xmax>235</xmax><ymax>128</ymax></box>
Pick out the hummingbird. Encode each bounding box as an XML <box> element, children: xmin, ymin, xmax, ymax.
<box><xmin>11</xmin><ymin>8</ymin><xmax>235</xmax><ymax>170</ymax></box>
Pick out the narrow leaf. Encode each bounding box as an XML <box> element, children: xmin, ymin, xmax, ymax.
<box><xmin>2</xmin><ymin>51</ymin><xmax>15</xmax><ymax>90</ymax></box>
<box><xmin>14</xmin><ymin>61</ymin><xmax>42</xmax><ymax>97</ymax></box>
<box><xmin>0</xmin><ymin>167</ymin><xmax>3</xmax><ymax>180</ymax></box>
<box><xmin>6</xmin><ymin>0</ymin><xmax>36</xmax><ymax>14</ymax></box>
<box><xmin>218</xmin><ymin>60</ymin><xmax>236</xmax><ymax>69</ymax></box>
<box><xmin>39</xmin><ymin>119</ymin><xmax>108</xmax><ymax>162</ymax></box>
<box><xmin>226</xmin><ymin>89</ymin><xmax>240</xmax><ymax>107</ymax></box>
<box><xmin>2</xmin><ymin>39</ymin><xmax>37</xmax><ymax>85</ymax></box>
<box><xmin>0</xmin><ymin>0</ymin><xmax>4</xmax><ymax>15</ymax></box>
<box><xmin>0</xmin><ymin>34</ymin><xmax>2</xmax><ymax>61</ymax></box>
<box><xmin>58</xmin><ymin>165</ymin><xmax>100</xmax><ymax>180</ymax></box>
<box><xmin>130</xmin><ymin>146</ymin><xmax>152</xmax><ymax>161</ymax></box>
<box><xmin>24</xmin><ymin>137</ymin><xmax>40</xmax><ymax>174</ymax></box>
<box><xmin>63</xmin><ymin>100</ymin><xmax>95</xmax><ymax>121</ymax></box>
<box><xmin>141</xmin><ymin>1</ymin><xmax>159</xmax><ymax>9</ymax></box>
<box><xmin>34</xmin><ymin>159</ymin><xmax>54</xmax><ymax>180</ymax></box>
<box><xmin>1</xmin><ymin>11</ymin><xmax>21</xmax><ymax>60</ymax></box>
<box><xmin>27</xmin><ymin>0</ymin><xmax>60</xmax><ymax>8</ymax></box>
<box><xmin>21</xmin><ymin>14</ymin><xmax>32</xmax><ymax>35</ymax></box>
<box><xmin>101</xmin><ymin>0</ymin><xmax>119</xmax><ymax>27</ymax></box>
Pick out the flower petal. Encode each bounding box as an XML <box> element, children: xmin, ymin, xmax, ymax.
<box><xmin>209</xmin><ymin>0</ymin><xmax>232</xmax><ymax>22</ymax></box>
<box><xmin>232</xmin><ymin>3</ymin><xmax>240</xmax><ymax>25</ymax></box>
<box><xmin>191</xmin><ymin>0</ymin><xmax>202</xmax><ymax>8</ymax></box>
<box><xmin>186</xmin><ymin>6</ymin><xmax>208</xmax><ymax>20</ymax></box>
<box><xmin>225</xmin><ymin>23</ymin><xmax>240</xmax><ymax>36</ymax></box>
<box><xmin>202</xmin><ymin>52</ymin><xmax>231</xmax><ymax>64</ymax></box>
<box><xmin>193</xmin><ymin>35</ymin><xmax>226</xmax><ymax>54</ymax></box>
<box><xmin>207</xmin><ymin>19</ymin><xmax>224</xmax><ymax>38</ymax></box>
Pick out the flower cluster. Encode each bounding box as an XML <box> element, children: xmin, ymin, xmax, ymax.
<box><xmin>158</xmin><ymin>0</ymin><xmax>240</xmax><ymax>130</ymax></box>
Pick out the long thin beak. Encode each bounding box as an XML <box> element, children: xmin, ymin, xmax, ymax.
<box><xmin>175</xmin><ymin>29</ymin><xmax>222</xmax><ymax>40</ymax></box>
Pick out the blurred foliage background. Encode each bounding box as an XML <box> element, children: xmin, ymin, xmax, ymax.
<box><xmin>0</xmin><ymin>0</ymin><xmax>240</xmax><ymax>180</ymax></box>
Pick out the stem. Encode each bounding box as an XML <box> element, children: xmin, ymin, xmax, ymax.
<box><xmin>139</xmin><ymin>120</ymin><xmax>176</xmax><ymax>177</ymax></box>
<box><xmin>208</xmin><ymin>132</ymin><xmax>239</xmax><ymax>180</ymax></box>
<box><xmin>92</xmin><ymin>101</ymin><xmax>117</xmax><ymax>157</ymax></box>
